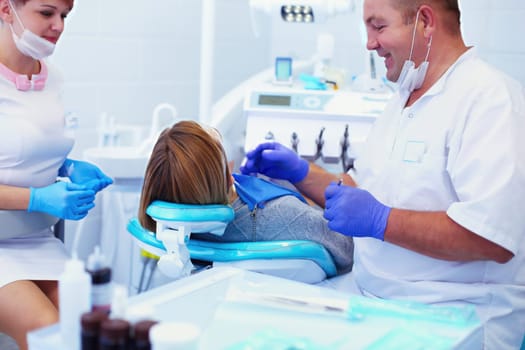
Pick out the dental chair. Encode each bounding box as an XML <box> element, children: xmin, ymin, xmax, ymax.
<box><xmin>127</xmin><ymin>200</ymin><xmax>338</xmax><ymax>290</ymax></box>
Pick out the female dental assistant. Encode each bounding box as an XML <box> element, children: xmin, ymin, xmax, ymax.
<box><xmin>0</xmin><ymin>1</ymin><xmax>112</xmax><ymax>349</ymax></box>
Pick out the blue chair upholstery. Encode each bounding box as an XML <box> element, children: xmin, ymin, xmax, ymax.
<box><xmin>127</xmin><ymin>200</ymin><xmax>338</xmax><ymax>286</ymax></box>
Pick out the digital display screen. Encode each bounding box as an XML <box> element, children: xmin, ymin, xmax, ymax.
<box><xmin>258</xmin><ymin>94</ymin><xmax>291</xmax><ymax>106</ymax></box>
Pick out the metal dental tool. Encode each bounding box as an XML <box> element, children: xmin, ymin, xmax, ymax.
<box><xmin>340</xmin><ymin>124</ymin><xmax>354</xmax><ymax>172</ymax></box>
<box><xmin>314</xmin><ymin>127</ymin><xmax>326</xmax><ymax>161</ymax></box>
<box><xmin>291</xmin><ymin>132</ymin><xmax>299</xmax><ymax>153</ymax></box>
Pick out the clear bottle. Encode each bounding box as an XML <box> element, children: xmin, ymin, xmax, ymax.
<box><xmin>59</xmin><ymin>258</ymin><xmax>92</xmax><ymax>350</ymax></box>
<box><xmin>86</xmin><ymin>246</ymin><xmax>113</xmax><ymax>314</ymax></box>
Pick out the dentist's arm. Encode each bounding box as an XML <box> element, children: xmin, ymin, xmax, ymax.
<box><xmin>294</xmin><ymin>163</ymin><xmax>355</xmax><ymax>207</ymax></box>
<box><xmin>385</xmin><ymin>209</ymin><xmax>513</xmax><ymax>263</ymax></box>
<box><xmin>324</xmin><ymin>183</ymin><xmax>514</xmax><ymax>263</ymax></box>
<box><xmin>241</xmin><ymin>141</ymin><xmax>352</xmax><ymax>206</ymax></box>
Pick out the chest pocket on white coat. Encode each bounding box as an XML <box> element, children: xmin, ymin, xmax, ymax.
<box><xmin>398</xmin><ymin>143</ymin><xmax>454</xmax><ymax>211</ymax></box>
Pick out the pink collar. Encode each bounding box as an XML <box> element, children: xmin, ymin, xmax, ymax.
<box><xmin>0</xmin><ymin>61</ymin><xmax>47</xmax><ymax>91</ymax></box>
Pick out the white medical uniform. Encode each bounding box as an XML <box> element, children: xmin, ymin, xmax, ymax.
<box><xmin>352</xmin><ymin>48</ymin><xmax>525</xmax><ymax>349</ymax></box>
<box><xmin>0</xmin><ymin>60</ymin><xmax>74</xmax><ymax>287</ymax></box>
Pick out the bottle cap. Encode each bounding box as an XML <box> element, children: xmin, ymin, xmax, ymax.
<box><xmin>87</xmin><ymin>246</ymin><xmax>112</xmax><ymax>284</ymax></box>
<box><xmin>87</xmin><ymin>246</ymin><xmax>107</xmax><ymax>271</ymax></box>
<box><xmin>64</xmin><ymin>258</ymin><xmax>85</xmax><ymax>274</ymax></box>
<box><xmin>150</xmin><ymin>322</ymin><xmax>200</xmax><ymax>349</ymax></box>
<box><xmin>90</xmin><ymin>268</ymin><xmax>112</xmax><ymax>284</ymax></box>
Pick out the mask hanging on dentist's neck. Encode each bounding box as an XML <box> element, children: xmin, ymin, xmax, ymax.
<box><xmin>8</xmin><ymin>0</ymin><xmax>55</xmax><ymax>59</ymax></box>
<box><xmin>397</xmin><ymin>9</ymin><xmax>432</xmax><ymax>95</ymax></box>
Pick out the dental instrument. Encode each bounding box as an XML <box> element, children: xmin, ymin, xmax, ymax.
<box><xmin>242</xmin><ymin>85</ymin><xmax>391</xmax><ymax>173</ymax></box>
<box><xmin>226</xmin><ymin>291</ymin><xmax>480</xmax><ymax>326</ymax></box>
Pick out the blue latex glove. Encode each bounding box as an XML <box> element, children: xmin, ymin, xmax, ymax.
<box><xmin>59</xmin><ymin>158</ymin><xmax>113</xmax><ymax>192</ymax></box>
<box><xmin>27</xmin><ymin>182</ymin><xmax>96</xmax><ymax>220</ymax></box>
<box><xmin>324</xmin><ymin>182</ymin><xmax>391</xmax><ymax>240</ymax></box>
<box><xmin>240</xmin><ymin>142</ymin><xmax>309</xmax><ymax>184</ymax></box>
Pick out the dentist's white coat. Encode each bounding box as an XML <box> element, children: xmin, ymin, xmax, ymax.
<box><xmin>352</xmin><ymin>48</ymin><xmax>525</xmax><ymax>349</ymax></box>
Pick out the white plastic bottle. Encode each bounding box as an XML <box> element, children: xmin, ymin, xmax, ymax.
<box><xmin>59</xmin><ymin>258</ymin><xmax>91</xmax><ymax>350</ymax></box>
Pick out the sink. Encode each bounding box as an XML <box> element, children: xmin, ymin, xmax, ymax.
<box><xmin>83</xmin><ymin>146</ymin><xmax>150</xmax><ymax>180</ymax></box>
<box><xmin>84</xmin><ymin>102</ymin><xmax>177</xmax><ymax>181</ymax></box>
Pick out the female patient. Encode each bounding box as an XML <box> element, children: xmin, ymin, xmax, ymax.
<box><xmin>138</xmin><ymin>120</ymin><xmax>354</xmax><ymax>274</ymax></box>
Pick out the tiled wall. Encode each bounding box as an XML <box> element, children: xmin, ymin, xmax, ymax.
<box><xmin>51</xmin><ymin>0</ymin><xmax>525</xmax><ymax>158</ymax></box>
<box><xmin>460</xmin><ymin>0</ymin><xmax>525</xmax><ymax>84</ymax></box>
<box><xmin>52</xmin><ymin>0</ymin><xmax>271</xmax><ymax>157</ymax></box>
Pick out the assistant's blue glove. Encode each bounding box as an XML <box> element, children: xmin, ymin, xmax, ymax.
<box><xmin>28</xmin><ymin>182</ymin><xmax>96</xmax><ymax>220</ymax></box>
<box><xmin>240</xmin><ymin>142</ymin><xmax>309</xmax><ymax>183</ymax></box>
<box><xmin>59</xmin><ymin>158</ymin><xmax>113</xmax><ymax>192</ymax></box>
<box><xmin>324</xmin><ymin>183</ymin><xmax>391</xmax><ymax>240</ymax></box>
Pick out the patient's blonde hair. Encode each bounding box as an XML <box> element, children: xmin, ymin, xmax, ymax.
<box><xmin>138</xmin><ymin>120</ymin><xmax>231</xmax><ymax>232</ymax></box>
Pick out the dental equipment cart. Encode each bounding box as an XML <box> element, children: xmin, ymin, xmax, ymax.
<box><xmin>243</xmin><ymin>84</ymin><xmax>392</xmax><ymax>171</ymax></box>
<box><xmin>28</xmin><ymin>267</ymin><xmax>482</xmax><ymax>350</ymax></box>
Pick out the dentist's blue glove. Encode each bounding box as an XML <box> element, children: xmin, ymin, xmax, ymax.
<box><xmin>27</xmin><ymin>182</ymin><xmax>96</xmax><ymax>220</ymax></box>
<box><xmin>240</xmin><ymin>142</ymin><xmax>309</xmax><ymax>184</ymax></box>
<box><xmin>59</xmin><ymin>158</ymin><xmax>113</xmax><ymax>192</ymax></box>
<box><xmin>324</xmin><ymin>183</ymin><xmax>391</xmax><ymax>240</ymax></box>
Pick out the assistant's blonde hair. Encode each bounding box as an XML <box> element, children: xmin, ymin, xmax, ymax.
<box><xmin>138</xmin><ymin>120</ymin><xmax>231</xmax><ymax>232</ymax></box>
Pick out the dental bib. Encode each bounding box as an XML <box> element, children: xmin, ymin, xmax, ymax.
<box><xmin>233</xmin><ymin>174</ymin><xmax>306</xmax><ymax>211</ymax></box>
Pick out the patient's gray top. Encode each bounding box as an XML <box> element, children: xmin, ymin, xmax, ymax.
<box><xmin>194</xmin><ymin>195</ymin><xmax>354</xmax><ymax>274</ymax></box>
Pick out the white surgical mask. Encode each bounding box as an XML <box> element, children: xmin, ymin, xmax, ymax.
<box><xmin>397</xmin><ymin>10</ymin><xmax>432</xmax><ymax>94</ymax></box>
<box><xmin>8</xmin><ymin>1</ymin><xmax>55</xmax><ymax>59</ymax></box>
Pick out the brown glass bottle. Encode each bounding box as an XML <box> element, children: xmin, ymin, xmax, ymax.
<box><xmin>98</xmin><ymin>319</ymin><xmax>130</xmax><ymax>350</ymax></box>
<box><xmin>132</xmin><ymin>320</ymin><xmax>158</xmax><ymax>350</ymax></box>
<box><xmin>81</xmin><ymin>310</ymin><xmax>109</xmax><ymax>350</ymax></box>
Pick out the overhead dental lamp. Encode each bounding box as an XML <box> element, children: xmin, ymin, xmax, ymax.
<box><xmin>250</xmin><ymin>0</ymin><xmax>353</xmax><ymax>23</ymax></box>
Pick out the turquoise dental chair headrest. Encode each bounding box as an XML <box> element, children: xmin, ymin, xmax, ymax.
<box><xmin>127</xmin><ymin>200</ymin><xmax>338</xmax><ymax>284</ymax></box>
<box><xmin>146</xmin><ymin>200</ymin><xmax>235</xmax><ymax>236</ymax></box>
